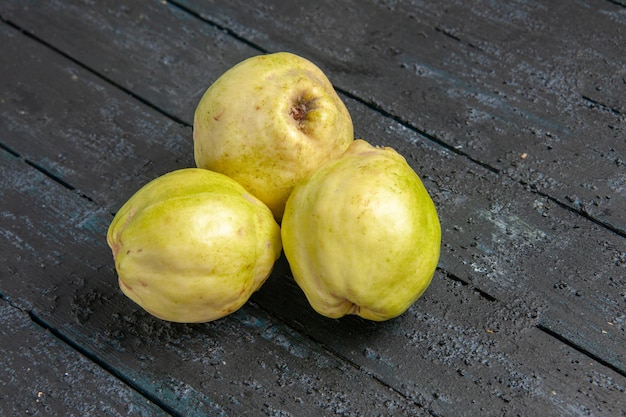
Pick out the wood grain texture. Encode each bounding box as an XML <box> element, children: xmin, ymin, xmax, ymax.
<box><xmin>255</xmin><ymin>259</ymin><xmax>626</xmax><ymax>416</ymax></box>
<box><xmin>0</xmin><ymin>23</ymin><xmax>192</xmax><ymax>214</ymax></box>
<box><xmin>1</xmin><ymin>1</ymin><xmax>623</xmax><ymax>375</ymax></box>
<box><xmin>0</xmin><ymin>296</ymin><xmax>167</xmax><ymax>417</ymax></box>
<box><xmin>1</xmin><ymin>0</ymin><xmax>625</xmax><ymax>415</ymax></box>
<box><xmin>345</xmin><ymin>95</ymin><xmax>626</xmax><ymax>378</ymax></box>
<box><xmin>172</xmin><ymin>0</ymin><xmax>626</xmax><ymax>234</ymax></box>
<box><xmin>2</xmin><ymin>143</ymin><xmax>624</xmax><ymax>415</ymax></box>
<box><xmin>0</xmin><ymin>149</ymin><xmax>426</xmax><ymax>416</ymax></box>
<box><xmin>3</xmin><ymin>0</ymin><xmax>624</xmax><ymax>229</ymax></box>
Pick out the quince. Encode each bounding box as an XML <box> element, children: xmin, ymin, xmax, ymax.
<box><xmin>281</xmin><ymin>140</ymin><xmax>441</xmax><ymax>321</ymax></box>
<box><xmin>193</xmin><ymin>52</ymin><xmax>353</xmax><ymax>220</ymax></box>
<box><xmin>107</xmin><ymin>168</ymin><xmax>282</xmax><ymax>323</ymax></box>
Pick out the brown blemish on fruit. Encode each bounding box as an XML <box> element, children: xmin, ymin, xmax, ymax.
<box><xmin>110</xmin><ymin>242</ymin><xmax>120</xmax><ymax>258</ymax></box>
<box><xmin>119</xmin><ymin>279</ymin><xmax>133</xmax><ymax>291</ymax></box>
<box><xmin>121</xmin><ymin>208</ymin><xmax>137</xmax><ymax>231</ymax></box>
<box><xmin>213</xmin><ymin>109</ymin><xmax>225</xmax><ymax>121</ymax></box>
<box><xmin>290</xmin><ymin>95</ymin><xmax>318</xmax><ymax>132</ymax></box>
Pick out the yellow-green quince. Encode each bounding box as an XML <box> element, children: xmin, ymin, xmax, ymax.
<box><xmin>107</xmin><ymin>168</ymin><xmax>282</xmax><ymax>323</ymax></box>
<box><xmin>193</xmin><ymin>52</ymin><xmax>353</xmax><ymax>220</ymax></box>
<box><xmin>281</xmin><ymin>140</ymin><xmax>441</xmax><ymax>321</ymax></box>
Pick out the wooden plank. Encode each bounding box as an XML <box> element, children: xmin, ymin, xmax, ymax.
<box><xmin>1</xmin><ymin>2</ymin><xmax>623</xmax><ymax>376</ymax></box>
<box><xmin>0</xmin><ymin>0</ymin><xmax>254</xmax><ymax>125</ymax></box>
<box><xmin>0</xmin><ymin>25</ymin><xmax>423</xmax><ymax>414</ymax></box>
<box><xmin>0</xmin><ymin>23</ymin><xmax>192</xmax><ymax>214</ymax></box>
<box><xmin>2</xmin><ymin>145</ymin><xmax>624</xmax><ymax>416</ymax></box>
<box><xmin>0</xmin><ymin>19</ymin><xmax>625</xmax><ymax>417</ymax></box>
<box><xmin>0</xmin><ymin>150</ymin><xmax>426</xmax><ymax>416</ymax></box>
<box><xmin>390</xmin><ymin>0</ymin><xmax>626</xmax><ymax>116</ymax></box>
<box><xmin>0</xmin><ymin>296</ymin><xmax>168</xmax><ymax>417</ymax></box>
<box><xmin>172</xmin><ymin>0</ymin><xmax>626</xmax><ymax>235</ymax></box>
<box><xmin>3</xmin><ymin>0</ymin><xmax>624</xmax><ymax>232</ymax></box>
<box><xmin>255</xmin><ymin>259</ymin><xmax>626</xmax><ymax>417</ymax></box>
<box><xmin>347</xmin><ymin>98</ymin><xmax>626</xmax><ymax>376</ymax></box>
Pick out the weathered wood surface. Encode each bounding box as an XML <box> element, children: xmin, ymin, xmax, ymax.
<box><xmin>1</xmin><ymin>1</ymin><xmax>624</xmax><ymax>416</ymax></box>
<box><xmin>5</xmin><ymin>0</ymin><xmax>624</xmax><ymax>233</ymax></box>
<box><xmin>175</xmin><ymin>0</ymin><xmax>626</xmax><ymax>234</ymax></box>
<box><xmin>0</xmin><ymin>297</ymin><xmax>168</xmax><ymax>417</ymax></box>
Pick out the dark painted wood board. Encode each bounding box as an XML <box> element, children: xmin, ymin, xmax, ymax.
<box><xmin>255</xmin><ymin>260</ymin><xmax>626</xmax><ymax>416</ymax></box>
<box><xmin>0</xmin><ymin>9</ymin><xmax>625</xmax><ymax>417</ymax></box>
<box><xmin>174</xmin><ymin>0</ymin><xmax>626</xmax><ymax>235</ymax></box>
<box><xmin>2</xmin><ymin>138</ymin><xmax>624</xmax><ymax>416</ymax></box>
<box><xmin>0</xmin><ymin>297</ymin><xmax>168</xmax><ymax>417</ymax></box>
<box><xmin>1</xmin><ymin>0</ymin><xmax>624</xmax><ymax>376</ymax></box>
<box><xmin>3</xmin><ymin>0</ymin><xmax>624</xmax><ymax>234</ymax></box>
<box><xmin>350</xmin><ymin>99</ymin><xmax>626</xmax><ymax>378</ymax></box>
<box><xmin>1</xmin><ymin>0</ymin><xmax>625</xmax><ymax>415</ymax></box>
<box><xmin>0</xmin><ymin>22</ymin><xmax>193</xmax><ymax>214</ymax></box>
<box><xmin>0</xmin><ymin>23</ymin><xmax>423</xmax><ymax>416</ymax></box>
<box><xmin>0</xmin><ymin>150</ymin><xmax>425</xmax><ymax>416</ymax></box>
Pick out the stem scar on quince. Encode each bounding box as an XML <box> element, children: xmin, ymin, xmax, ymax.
<box><xmin>290</xmin><ymin>95</ymin><xmax>318</xmax><ymax>132</ymax></box>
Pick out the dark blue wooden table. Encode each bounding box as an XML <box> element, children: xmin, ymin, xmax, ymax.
<box><xmin>1</xmin><ymin>1</ymin><xmax>625</xmax><ymax>415</ymax></box>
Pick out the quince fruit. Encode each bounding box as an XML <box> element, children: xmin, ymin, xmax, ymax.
<box><xmin>281</xmin><ymin>140</ymin><xmax>441</xmax><ymax>321</ymax></box>
<box><xmin>107</xmin><ymin>168</ymin><xmax>282</xmax><ymax>323</ymax></box>
<box><xmin>193</xmin><ymin>52</ymin><xmax>353</xmax><ymax>220</ymax></box>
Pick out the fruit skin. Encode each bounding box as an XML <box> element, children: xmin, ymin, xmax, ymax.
<box><xmin>107</xmin><ymin>168</ymin><xmax>282</xmax><ymax>323</ymax></box>
<box><xmin>281</xmin><ymin>140</ymin><xmax>441</xmax><ymax>321</ymax></box>
<box><xmin>193</xmin><ymin>52</ymin><xmax>354</xmax><ymax>220</ymax></box>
